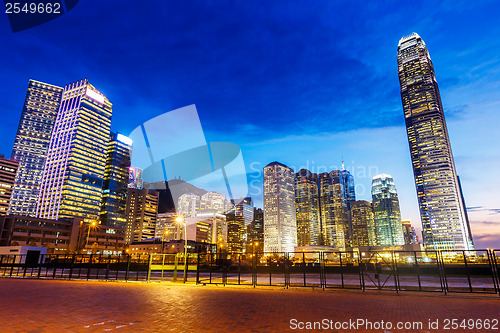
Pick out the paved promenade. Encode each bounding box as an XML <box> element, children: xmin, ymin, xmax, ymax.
<box><xmin>0</xmin><ymin>279</ymin><xmax>498</xmax><ymax>332</ymax></box>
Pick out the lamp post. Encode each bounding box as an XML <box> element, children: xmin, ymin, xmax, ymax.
<box><xmin>162</xmin><ymin>230</ymin><xmax>169</xmax><ymax>254</ymax></box>
<box><xmin>176</xmin><ymin>216</ymin><xmax>188</xmax><ymax>283</ymax></box>
<box><xmin>85</xmin><ymin>221</ymin><xmax>97</xmax><ymax>249</ymax></box>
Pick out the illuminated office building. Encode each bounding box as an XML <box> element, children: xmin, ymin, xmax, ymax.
<box><xmin>125</xmin><ymin>188</ymin><xmax>159</xmax><ymax>243</ymax></box>
<box><xmin>263</xmin><ymin>162</ymin><xmax>297</xmax><ymax>253</ymax></box>
<box><xmin>37</xmin><ymin>79</ymin><xmax>112</xmax><ymax>220</ymax></box>
<box><xmin>371</xmin><ymin>174</ymin><xmax>404</xmax><ymax>246</ymax></box>
<box><xmin>319</xmin><ymin>171</ymin><xmax>348</xmax><ymax>250</ymax></box>
<box><xmin>401</xmin><ymin>219</ymin><xmax>418</xmax><ymax>245</ymax></box>
<box><xmin>177</xmin><ymin>193</ymin><xmax>200</xmax><ymax>218</ymax></box>
<box><xmin>128</xmin><ymin>166</ymin><xmax>143</xmax><ymax>189</ymax></box>
<box><xmin>349</xmin><ymin>200</ymin><xmax>376</xmax><ymax>247</ymax></box>
<box><xmin>100</xmin><ymin>132</ymin><xmax>132</xmax><ymax>229</ymax></box>
<box><xmin>397</xmin><ymin>33</ymin><xmax>473</xmax><ymax>250</ymax></box>
<box><xmin>226</xmin><ymin>197</ymin><xmax>253</xmax><ymax>253</ymax></box>
<box><xmin>9</xmin><ymin>80</ymin><xmax>63</xmax><ymax>216</ymax></box>
<box><xmin>246</xmin><ymin>207</ymin><xmax>264</xmax><ymax>253</ymax></box>
<box><xmin>295</xmin><ymin>169</ymin><xmax>321</xmax><ymax>246</ymax></box>
<box><xmin>0</xmin><ymin>155</ymin><xmax>19</xmax><ymax>216</ymax></box>
<box><xmin>200</xmin><ymin>192</ymin><xmax>225</xmax><ymax>214</ymax></box>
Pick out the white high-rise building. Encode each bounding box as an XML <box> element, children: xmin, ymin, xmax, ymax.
<box><xmin>263</xmin><ymin>161</ymin><xmax>297</xmax><ymax>253</ymax></box>
<box><xmin>200</xmin><ymin>191</ymin><xmax>225</xmax><ymax>214</ymax></box>
<box><xmin>177</xmin><ymin>193</ymin><xmax>200</xmax><ymax>218</ymax></box>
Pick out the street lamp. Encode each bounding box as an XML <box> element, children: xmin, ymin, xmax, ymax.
<box><xmin>162</xmin><ymin>230</ymin><xmax>169</xmax><ymax>253</ymax></box>
<box><xmin>85</xmin><ymin>221</ymin><xmax>97</xmax><ymax>249</ymax></box>
<box><xmin>176</xmin><ymin>216</ymin><xmax>188</xmax><ymax>283</ymax></box>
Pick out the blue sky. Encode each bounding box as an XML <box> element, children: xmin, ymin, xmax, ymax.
<box><xmin>0</xmin><ymin>1</ymin><xmax>499</xmax><ymax>248</ymax></box>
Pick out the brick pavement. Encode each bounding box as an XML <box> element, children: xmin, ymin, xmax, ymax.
<box><xmin>0</xmin><ymin>278</ymin><xmax>498</xmax><ymax>333</ymax></box>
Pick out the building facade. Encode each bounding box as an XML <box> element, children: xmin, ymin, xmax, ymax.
<box><xmin>100</xmin><ymin>132</ymin><xmax>132</xmax><ymax>229</ymax></box>
<box><xmin>125</xmin><ymin>188</ymin><xmax>159</xmax><ymax>243</ymax></box>
<box><xmin>397</xmin><ymin>33</ymin><xmax>473</xmax><ymax>250</ymax></box>
<box><xmin>371</xmin><ymin>174</ymin><xmax>404</xmax><ymax>246</ymax></box>
<box><xmin>401</xmin><ymin>219</ymin><xmax>418</xmax><ymax>245</ymax></box>
<box><xmin>36</xmin><ymin>79</ymin><xmax>113</xmax><ymax>220</ymax></box>
<box><xmin>349</xmin><ymin>200</ymin><xmax>376</xmax><ymax>247</ymax></box>
<box><xmin>8</xmin><ymin>80</ymin><xmax>63</xmax><ymax>217</ymax></box>
<box><xmin>318</xmin><ymin>171</ymin><xmax>348</xmax><ymax>250</ymax></box>
<box><xmin>0</xmin><ymin>156</ymin><xmax>19</xmax><ymax>216</ymax></box>
<box><xmin>263</xmin><ymin>162</ymin><xmax>297</xmax><ymax>253</ymax></box>
<box><xmin>295</xmin><ymin>169</ymin><xmax>321</xmax><ymax>246</ymax></box>
<box><xmin>246</xmin><ymin>207</ymin><xmax>264</xmax><ymax>253</ymax></box>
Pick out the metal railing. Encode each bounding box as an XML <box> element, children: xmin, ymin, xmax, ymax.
<box><xmin>0</xmin><ymin>249</ymin><xmax>499</xmax><ymax>296</ymax></box>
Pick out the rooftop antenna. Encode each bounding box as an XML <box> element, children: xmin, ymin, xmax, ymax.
<box><xmin>341</xmin><ymin>156</ymin><xmax>345</xmax><ymax>170</ymax></box>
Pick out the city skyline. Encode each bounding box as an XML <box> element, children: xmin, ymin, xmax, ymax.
<box><xmin>0</xmin><ymin>1</ymin><xmax>499</xmax><ymax>248</ymax></box>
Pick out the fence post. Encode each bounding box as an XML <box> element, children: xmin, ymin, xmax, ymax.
<box><xmin>105</xmin><ymin>255</ymin><xmax>111</xmax><ymax>281</ymax></box>
<box><xmin>463</xmin><ymin>250</ymin><xmax>473</xmax><ymax>293</ymax></box>
<box><xmin>69</xmin><ymin>254</ymin><xmax>75</xmax><ymax>280</ymax></box>
<box><xmin>173</xmin><ymin>254</ymin><xmax>178</xmax><ymax>282</ymax></box>
<box><xmin>303</xmin><ymin>252</ymin><xmax>306</xmax><ymax>287</ymax></box>
<box><xmin>392</xmin><ymin>251</ymin><xmax>398</xmax><ymax>293</ymax></box>
<box><xmin>414</xmin><ymin>251</ymin><xmax>422</xmax><ymax>291</ymax></box>
<box><xmin>87</xmin><ymin>254</ymin><xmax>92</xmax><ymax>280</ymax></box>
<box><xmin>196</xmin><ymin>253</ymin><xmax>200</xmax><ymax>285</ymax></box>
<box><xmin>340</xmin><ymin>252</ymin><xmax>344</xmax><ymax>288</ymax></box>
<box><xmin>22</xmin><ymin>255</ymin><xmax>28</xmax><ymax>278</ymax></box>
<box><xmin>125</xmin><ymin>254</ymin><xmax>131</xmax><ymax>281</ymax></box>
<box><xmin>358</xmin><ymin>251</ymin><xmax>364</xmax><ymax>292</ymax></box>
<box><xmin>147</xmin><ymin>253</ymin><xmax>152</xmax><ymax>282</ymax></box>
<box><xmin>53</xmin><ymin>255</ymin><xmax>58</xmax><ymax>279</ymax></box>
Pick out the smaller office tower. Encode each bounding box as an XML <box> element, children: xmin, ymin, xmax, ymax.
<box><xmin>318</xmin><ymin>171</ymin><xmax>348</xmax><ymax>250</ymax></box>
<box><xmin>177</xmin><ymin>193</ymin><xmax>200</xmax><ymax>218</ymax></box>
<box><xmin>125</xmin><ymin>188</ymin><xmax>159</xmax><ymax>243</ymax></box>
<box><xmin>401</xmin><ymin>219</ymin><xmax>418</xmax><ymax>245</ymax></box>
<box><xmin>295</xmin><ymin>169</ymin><xmax>321</xmax><ymax>246</ymax></box>
<box><xmin>9</xmin><ymin>80</ymin><xmax>63</xmax><ymax>216</ymax></box>
<box><xmin>100</xmin><ymin>133</ymin><xmax>132</xmax><ymax>229</ymax></box>
<box><xmin>246</xmin><ymin>207</ymin><xmax>264</xmax><ymax>253</ymax></box>
<box><xmin>200</xmin><ymin>192</ymin><xmax>225</xmax><ymax>214</ymax></box>
<box><xmin>371</xmin><ymin>174</ymin><xmax>404</xmax><ymax>246</ymax></box>
<box><xmin>0</xmin><ymin>155</ymin><xmax>19</xmax><ymax>216</ymax></box>
<box><xmin>263</xmin><ymin>162</ymin><xmax>297</xmax><ymax>253</ymax></box>
<box><xmin>349</xmin><ymin>200</ymin><xmax>376</xmax><ymax>247</ymax></box>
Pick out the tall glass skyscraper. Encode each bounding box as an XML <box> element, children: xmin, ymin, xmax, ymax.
<box><xmin>37</xmin><ymin>79</ymin><xmax>113</xmax><ymax>220</ymax></box>
<box><xmin>295</xmin><ymin>169</ymin><xmax>321</xmax><ymax>246</ymax></box>
<box><xmin>319</xmin><ymin>171</ymin><xmax>348</xmax><ymax>250</ymax></box>
<box><xmin>397</xmin><ymin>33</ymin><xmax>473</xmax><ymax>250</ymax></box>
<box><xmin>9</xmin><ymin>80</ymin><xmax>63</xmax><ymax>216</ymax></box>
<box><xmin>100</xmin><ymin>132</ymin><xmax>132</xmax><ymax>229</ymax></box>
<box><xmin>371</xmin><ymin>174</ymin><xmax>404</xmax><ymax>246</ymax></box>
<box><xmin>263</xmin><ymin>161</ymin><xmax>297</xmax><ymax>253</ymax></box>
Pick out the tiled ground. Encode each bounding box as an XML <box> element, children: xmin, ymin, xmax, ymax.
<box><xmin>0</xmin><ymin>278</ymin><xmax>498</xmax><ymax>332</ymax></box>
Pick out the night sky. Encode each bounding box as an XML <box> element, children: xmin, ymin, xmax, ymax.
<box><xmin>0</xmin><ymin>0</ymin><xmax>499</xmax><ymax>248</ymax></box>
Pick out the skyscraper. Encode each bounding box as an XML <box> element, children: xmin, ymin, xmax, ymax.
<box><xmin>397</xmin><ymin>33</ymin><xmax>473</xmax><ymax>250</ymax></box>
<box><xmin>226</xmin><ymin>197</ymin><xmax>254</xmax><ymax>253</ymax></box>
<box><xmin>294</xmin><ymin>169</ymin><xmax>321</xmax><ymax>246</ymax></box>
<box><xmin>125</xmin><ymin>188</ymin><xmax>159</xmax><ymax>243</ymax></box>
<box><xmin>100</xmin><ymin>132</ymin><xmax>132</xmax><ymax>229</ymax></box>
<box><xmin>371</xmin><ymin>174</ymin><xmax>404</xmax><ymax>246</ymax></box>
<box><xmin>0</xmin><ymin>155</ymin><xmax>19</xmax><ymax>216</ymax></box>
<box><xmin>263</xmin><ymin>162</ymin><xmax>297</xmax><ymax>253</ymax></box>
<box><xmin>177</xmin><ymin>193</ymin><xmax>200</xmax><ymax>218</ymax></box>
<box><xmin>401</xmin><ymin>219</ymin><xmax>418</xmax><ymax>245</ymax></box>
<box><xmin>8</xmin><ymin>80</ymin><xmax>63</xmax><ymax>216</ymax></box>
<box><xmin>37</xmin><ymin>79</ymin><xmax>113</xmax><ymax>220</ymax></box>
<box><xmin>319</xmin><ymin>171</ymin><xmax>348</xmax><ymax>250</ymax></box>
<box><xmin>350</xmin><ymin>200</ymin><xmax>377</xmax><ymax>247</ymax></box>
